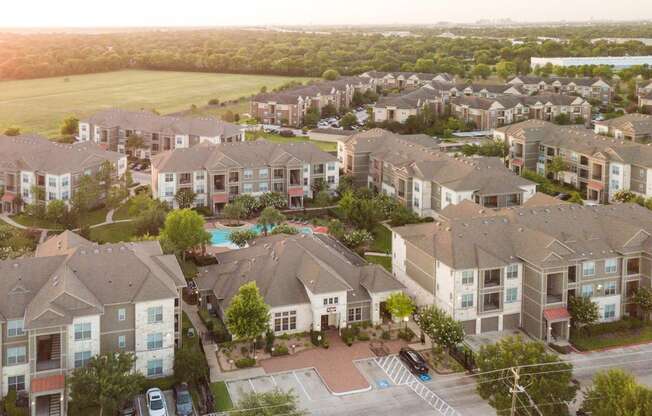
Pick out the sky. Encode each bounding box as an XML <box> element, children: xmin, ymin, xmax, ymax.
<box><xmin>1</xmin><ymin>0</ymin><xmax>651</xmax><ymax>27</ymax></box>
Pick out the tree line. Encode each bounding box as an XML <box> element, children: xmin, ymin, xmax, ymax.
<box><xmin>2</xmin><ymin>27</ymin><xmax>652</xmax><ymax>81</ymax></box>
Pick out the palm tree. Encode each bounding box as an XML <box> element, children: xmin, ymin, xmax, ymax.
<box><xmin>257</xmin><ymin>207</ymin><xmax>286</xmax><ymax>236</ymax></box>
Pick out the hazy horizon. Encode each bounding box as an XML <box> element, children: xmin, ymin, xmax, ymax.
<box><xmin>2</xmin><ymin>0</ymin><xmax>651</xmax><ymax>28</ymax></box>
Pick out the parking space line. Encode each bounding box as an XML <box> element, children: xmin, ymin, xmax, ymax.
<box><xmin>271</xmin><ymin>375</ymin><xmax>278</xmax><ymax>386</ymax></box>
<box><xmin>293</xmin><ymin>371</ymin><xmax>312</xmax><ymax>401</ymax></box>
<box><xmin>249</xmin><ymin>379</ymin><xmax>257</xmax><ymax>393</ymax></box>
<box><xmin>137</xmin><ymin>396</ymin><xmax>143</xmax><ymax>416</ymax></box>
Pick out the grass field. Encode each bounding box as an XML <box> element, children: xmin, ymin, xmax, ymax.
<box><xmin>0</xmin><ymin>70</ymin><xmax>313</xmax><ymax>136</ymax></box>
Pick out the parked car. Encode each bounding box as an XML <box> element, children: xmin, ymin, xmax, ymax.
<box><xmin>555</xmin><ymin>193</ymin><xmax>571</xmax><ymax>201</ymax></box>
<box><xmin>146</xmin><ymin>388</ymin><xmax>167</xmax><ymax>416</ymax></box>
<box><xmin>173</xmin><ymin>383</ymin><xmax>194</xmax><ymax>416</ymax></box>
<box><xmin>399</xmin><ymin>347</ymin><xmax>429</xmax><ymax>375</ymax></box>
<box><xmin>279</xmin><ymin>129</ymin><xmax>295</xmax><ymax>137</ymax></box>
<box><xmin>118</xmin><ymin>398</ymin><xmax>138</xmax><ymax>416</ymax></box>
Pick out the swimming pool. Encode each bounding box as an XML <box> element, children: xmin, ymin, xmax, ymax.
<box><xmin>210</xmin><ymin>224</ymin><xmax>312</xmax><ymax>247</ymax></box>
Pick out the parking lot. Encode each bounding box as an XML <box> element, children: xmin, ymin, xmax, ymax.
<box><xmin>136</xmin><ymin>389</ymin><xmax>177</xmax><ymax>415</ymax></box>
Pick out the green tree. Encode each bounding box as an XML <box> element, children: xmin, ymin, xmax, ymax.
<box><xmin>546</xmin><ymin>156</ymin><xmax>568</xmax><ymax>180</ymax></box>
<box><xmin>313</xmin><ymin>190</ymin><xmax>332</xmax><ymax>207</ymax></box>
<box><xmin>581</xmin><ymin>369</ymin><xmax>652</xmax><ymax>416</ymax></box>
<box><xmin>60</xmin><ymin>116</ymin><xmax>79</xmax><ymax>136</ymax></box>
<box><xmin>339</xmin><ymin>191</ymin><xmax>383</xmax><ymax>231</ymax></box>
<box><xmin>175</xmin><ymin>188</ymin><xmax>197</xmax><ymax>209</ymax></box>
<box><xmin>3</xmin><ymin>127</ymin><xmax>20</xmax><ymax>136</ymax></box>
<box><xmin>46</xmin><ymin>200</ymin><xmax>68</xmax><ymax>224</ymax></box>
<box><xmin>257</xmin><ymin>207</ymin><xmax>286</xmax><ymax>236</ymax></box>
<box><xmin>495</xmin><ymin>60</ymin><xmax>517</xmax><ymax>80</ymax></box>
<box><xmin>472</xmin><ymin>63</ymin><xmax>492</xmax><ymax>80</ymax></box>
<box><xmin>160</xmin><ymin>209</ymin><xmax>211</xmax><ymax>260</ymax></box>
<box><xmin>321</xmin><ymin>103</ymin><xmax>337</xmax><ymax>119</ymax></box>
<box><xmin>229</xmin><ymin>229</ymin><xmax>258</xmax><ymax>247</ymax></box>
<box><xmin>260</xmin><ymin>192</ymin><xmax>287</xmax><ymax>209</ymax></box>
<box><xmin>416</xmin><ymin>306</ymin><xmax>464</xmax><ymax>351</ymax></box>
<box><xmin>234</xmin><ymin>389</ymin><xmax>306</xmax><ymax>416</ymax></box>
<box><xmin>71</xmin><ymin>175</ymin><xmax>101</xmax><ymax>214</ymax></box>
<box><xmin>174</xmin><ymin>347</ymin><xmax>207</xmax><ymax>385</ymax></box>
<box><xmin>414</xmin><ymin>58</ymin><xmax>435</xmax><ymax>74</ymax></box>
<box><xmin>633</xmin><ymin>287</ymin><xmax>652</xmax><ymax>321</ymax></box>
<box><xmin>222</xmin><ymin>202</ymin><xmax>246</xmax><ymax>226</ymax></box>
<box><xmin>225</xmin><ymin>282</ymin><xmax>270</xmax><ymax>356</ymax></box>
<box><xmin>568</xmin><ymin>295</ymin><xmax>600</xmax><ymax>334</ymax></box>
<box><xmin>322</xmin><ymin>69</ymin><xmax>340</xmax><ymax>81</ymax></box>
<box><xmin>385</xmin><ymin>292</ymin><xmax>414</xmax><ymax>329</ymax></box>
<box><xmin>476</xmin><ymin>336</ymin><xmax>577</xmax><ymax>416</ymax></box>
<box><xmin>96</xmin><ymin>160</ymin><xmax>115</xmax><ymax>194</ymax></box>
<box><xmin>271</xmin><ymin>224</ymin><xmax>299</xmax><ymax>235</ymax></box>
<box><xmin>341</xmin><ymin>228</ymin><xmax>373</xmax><ymax>251</ymax></box>
<box><xmin>67</xmin><ymin>352</ymin><xmax>145</xmax><ymax>416</ymax></box>
<box><xmin>388</xmin><ymin>204</ymin><xmax>420</xmax><ymax>227</ymax></box>
<box><xmin>553</xmin><ymin>113</ymin><xmax>571</xmax><ymax>125</ymax></box>
<box><xmin>340</xmin><ymin>112</ymin><xmax>358</xmax><ymax>130</ymax></box>
<box><xmin>232</xmin><ymin>194</ymin><xmax>261</xmax><ymax>217</ymax></box>
<box><xmin>125</xmin><ymin>134</ymin><xmax>145</xmax><ymax>155</ymax></box>
<box><xmin>613</xmin><ymin>190</ymin><xmax>638</xmax><ymax>203</ymax></box>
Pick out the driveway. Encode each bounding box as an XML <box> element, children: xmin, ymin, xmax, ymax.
<box><xmin>259</xmin><ymin>331</ymin><xmax>406</xmax><ymax>394</ymax></box>
<box><xmin>137</xmin><ymin>389</ymin><xmax>176</xmax><ymax>415</ymax></box>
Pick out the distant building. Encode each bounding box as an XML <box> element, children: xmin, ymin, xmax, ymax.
<box><xmin>594</xmin><ymin>113</ymin><xmax>652</xmax><ymax>144</ymax></box>
<box><xmin>78</xmin><ymin>109</ymin><xmax>245</xmax><ymax>158</ymax></box>
<box><xmin>507</xmin><ymin>75</ymin><xmax>613</xmax><ymax>104</ymax></box>
<box><xmin>531</xmin><ymin>56</ymin><xmax>652</xmax><ymax>70</ymax></box>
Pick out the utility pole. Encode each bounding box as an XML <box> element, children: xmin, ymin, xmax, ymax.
<box><xmin>510</xmin><ymin>367</ymin><xmax>521</xmax><ymax>416</ymax></box>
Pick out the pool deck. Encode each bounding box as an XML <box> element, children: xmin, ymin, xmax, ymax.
<box><xmin>204</xmin><ymin>221</ymin><xmax>320</xmax><ymax>254</ymax></box>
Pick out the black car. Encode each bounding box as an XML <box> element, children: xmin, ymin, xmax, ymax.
<box><xmin>555</xmin><ymin>193</ymin><xmax>571</xmax><ymax>201</ymax></box>
<box><xmin>117</xmin><ymin>398</ymin><xmax>138</xmax><ymax>416</ymax></box>
<box><xmin>174</xmin><ymin>383</ymin><xmax>194</xmax><ymax>416</ymax></box>
<box><xmin>398</xmin><ymin>347</ymin><xmax>429</xmax><ymax>375</ymax></box>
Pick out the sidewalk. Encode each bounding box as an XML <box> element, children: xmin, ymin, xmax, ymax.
<box><xmin>182</xmin><ymin>299</ymin><xmax>222</xmax><ymax>382</ymax></box>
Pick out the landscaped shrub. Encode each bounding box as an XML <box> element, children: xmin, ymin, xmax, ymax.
<box><xmin>3</xmin><ymin>390</ymin><xmax>28</xmax><ymax>416</ymax></box>
<box><xmin>310</xmin><ymin>329</ymin><xmax>325</xmax><ymax>346</ymax></box>
<box><xmin>142</xmin><ymin>376</ymin><xmax>176</xmax><ymax>392</ymax></box>
<box><xmin>341</xmin><ymin>327</ymin><xmax>356</xmax><ymax>346</ymax></box>
<box><xmin>357</xmin><ymin>331</ymin><xmax>370</xmax><ymax>341</ymax></box>
<box><xmin>271</xmin><ymin>344</ymin><xmax>289</xmax><ymax>356</ymax></box>
<box><xmin>235</xmin><ymin>357</ymin><xmax>256</xmax><ymax>368</ymax></box>
<box><xmin>381</xmin><ymin>330</ymin><xmax>391</xmax><ymax>340</ymax></box>
<box><xmin>398</xmin><ymin>327</ymin><xmax>415</xmax><ymax>342</ymax></box>
<box><xmin>265</xmin><ymin>329</ymin><xmax>275</xmax><ymax>353</ymax></box>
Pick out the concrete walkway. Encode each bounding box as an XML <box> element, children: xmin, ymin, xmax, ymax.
<box><xmin>181</xmin><ymin>298</ymin><xmax>222</xmax><ymax>382</ymax></box>
<box><xmin>1</xmin><ymin>214</ymin><xmax>37</xmax><ymax>230</ymax></box>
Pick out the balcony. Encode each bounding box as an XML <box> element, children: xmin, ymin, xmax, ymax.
<box><xmin>483</xmin><ymin>269</ymin><xmax>501</xmax><ymax>288</ymax></box>
<box><xmin>481</xmin><ymin>292</ymin><xmax>501</xmax><ymax>312</ymax></box>
<box><xmin>546</xmin><ymin>272</ymin><xmax>564</xmax><ymax>305</ymax></box>
<box><xmin>35</xmin><ymin>334</ymin><xmax>62</xmax><ymax>373</ymax></box>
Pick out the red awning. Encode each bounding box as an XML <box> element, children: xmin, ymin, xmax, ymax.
<box><xmin>212</xmin><ymin>194</ymin><xmax>228</xmax><ymax>204</ymax></box>
<box><xmin>511</xmin><ymin>159</ymin><xmax>524</xmax><ymax>167</ymax></box>
<box><xmin>1</xmin><ymin>193</ymin><xmax>16</xmax><ymax>202</ymax></box>
<box><xmin>543</xmin><ymin>307</ymin><xmax>570</xmax><ymax>322</ymax></box>
<box><xmin>31</xmin><ymin>375</ymin><xmax>65</xmax><ymax>393</ymax></box>
<box><xmin>313</xmin><ymin>226</ymin><xmax>329</xmax><ymax>234</ymax></box>
<box><xmin>588</xmin><ymin>180</ymin><xmax>604</xmax><ymax>191</ymax></box>
<box><xmin>288</xmin><ymin>187</ymin><xmax>304</xmax><ymax>197</ymax></box>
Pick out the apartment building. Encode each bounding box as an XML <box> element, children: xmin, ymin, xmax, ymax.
<box><xmin>151</xmin><ymin>139</ymin><xmax>339</xmax><ymax>213</ymax></box>
<box><xmin>496</xmin><ymin>120</ymin><xmax>652</xmax><ymax>203</ymax></box>
<box><xmin>637</xmin><ymin>81</ymin><xmax>652</xmax><ymax>112</ymax></box>
<box><xmin>78</xmin><ymin>109</ymin><xmax>245</xmax><ymax>158</ymax></box>
<box><xmin>392</xmin><ymin>201</ymin><xmax>652</xmax><ymax>343</ymax></box>
<box><xmin>594</xmin><ymin>113</ymin><xmax>652</xmax><ymax>143</ymax></box>
<box><xmin>338</xmin><ymin>129</ymin><xmax>536</xmax><ymax>216</ymax></box>
<box><xmin>0</xmin><ymin>231</ymin><xmax>185</xmax><ymax>416</ymax></box>
<box><xmin>452</xmin><ymin>83</ymin><xmax>524</xmax><ymax>98</ymax></box>
<box><xmin>451</xmin><ymin>94</ymin><xmax>591</xmax><ymax>130</ymax></box>
<box><xmin>0</xmin><ymin>135</ymin><xmax>126</xmax><ymax>214</ymax></box>
<box><xmin>250</xmin><ymin>77</ymin><xmax>373</xmax><ymax>127</ymax></box>
<box><xmin>359</xmin><ymin>71</ymin><xmax>453</xmax><ymax>90</ymax></box>
<box><xmin>372</xmin><ymin>84</ymin><xmax>449</xmax><ymax>123</ymax></box>
<box><xmin>197</xmin><ymin>233</ymin><xmax>404</xmax><ymax>334</ymax></box>
<box><xmin>507</xmin><ymin>75</ymin><xmax>613</xmax><ymax>104</ymax></box>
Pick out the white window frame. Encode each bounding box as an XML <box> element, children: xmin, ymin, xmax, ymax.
<box><xmin>505</xmin><ymin>287</ymin><xmax>518</xmax><ymax>303</ymax></box>
<box><xmin>461</xmin><ymin>294</ymin><xmax>474</xmax><ymax>309</ymax></box>
<box><xmin>605</xmin><ymin>258</ymin><xmax>617</xmax><ymax>274</ymax></box>
<box><xmin>582</xmin><ymin>261</ymin><xmax>595</xmax><ymax>277</ymax></box>
<box><xmin>506</xmin><ymin>264</ymin><xmax>518</xmax><ymax>279</ymax></box>
<box><xmin>7</xmin><ymin>319</ymin><xmax>24</xmax><ymax>337</ymax></box>
<box><xmin>74</xmin><ymin>322</ymin><xmax>92</xmax><ymax>341</ymax></box>
<box><xmin>147</xmin><ymin>306</ymin><xmax>163</xmax><ymax>324</ymax></box>
<box><xmin>74</xmin><ymin>351</ymin><xmax>92</xmax><ymax>368</ymax></box>
<box><xmin>147</xmin><ymin>333</ymin><xmax>163</xmax><ymax>350</ymax></box>
<box><xmin>118</xmin><ymin>335</ymin><xmax>126</xmax><ymax>349</ymax></box>
<box><xmin>461</xmin><ymin>270</ymin><xmax>474</xmax><ymax>286</ymax></box>
<box><xmin>147</xmin><ymin>359</ymin><xmax>163</xmax><ymax>377</ymax></box>
<box><xmin>7</xmin><ymin>346</ymin><xmax>26</xmax><ymax>365</ymax></box>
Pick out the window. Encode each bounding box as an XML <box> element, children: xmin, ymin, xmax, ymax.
<box><xmin>243</xmin><ymin>183</ymin><xmax>253</xmax><ymax>193</ymax></box>
<box><xmin>445</xmin><ymin>192</ymin><xmax>452</xmax><ymax>204</ymax></box>
<box><xmin>604</xmin><ymin>281</ymin><xmax>617</xmax><ymax>296</ymax></box>
<box><xmin>7</xmin><ymin>319</ymin><xmax>24</xmax><ymax>337</ymax></box>
<box><xmin>164</xmin><ymin>173</ymin><xmax>174</xmax><ymax>183</ymax></box>
<box><xmin>229</xmin><ymin>171</ymin><xmax>239</xmax><ymax>182</ymax></box>
<box><xmin>611</xmin><ymin>165</ymin><xmax>620</xmax><ymax>175</ymax></box>
<box><xmin>348</xmin><ymin>307</ymin><xmax>363</xmax><ymax>322</ymax></box>
<box><xmin>273</xmin><ymin>311</ymin><xmax>297</xmax><ymax>332</ymax></box>
<box><xmin>327</xmin><ymin>176</ymin><xmax>335</xmax><ymax>184</ymax></box>
<box><xmin>164</xmin><ymin>187</ymin><xmax>174</xmax><ymax>197</ymax></box>
<box><xmin>195</xmin><ymin>172</ymin><xmax>205</xmax><ymax>181</ymax></box>
<box><xmin>581</xmin><ymin>284</ymin><xmax>594</xmax><ymax>297</ymax></box>
<box><xmin>61</xmin><ymin>177</ymin><xmax>69</xmax><ymax>187</ymax></box>
<box><xmin>259</xmin><ymin>183</ymin><xmax>269</xmax><ymax>193</ymax></box>
<box><xmin>148</xmin><ymin>306</ymin><xmax>163</xmax><ymax>324</ymax></box>
<box><xmin>506</xmin><ymin>264</ymin><xmax>518</xmax><ymax>279</ymax></box>
<box><xmin>610</xmin><ymin>180</ymin><xmax>619</xmax><ymax>191</ymax></box>
<box><xmin>505</xmin><ymin>288</ymin><xmax>518</xmax><ymax>303</ymax></box>
<box><xmin>74</xmin><ymin>322</ymin><xmax>92</xmax><ymax>341</ymax></box>
<box><xmin>259</xmin><ymin>169</ymin><xmax>268</xmax><ymax>179</ymax></box>
<box><xmin>22</xmin><ymin>175</ymin><xmax>29</xmax><ymax>184</ymax></box>
<box><xmin>243</xmin><ymin>169</ymin><xmax>253</xmax><ymax>180</ymax></box>
<box><xmin>582</xmin><ymin>262</ymin><xmax>595</xmax><ymax>277</ymax></box>
<box><xmin>147</xmin><ymin>359</ymin><xmax>163</xmax><ymax>377</ymax></box>
<box><xmin>413</xmin><ymin>197</ymin><xmax>419</xmax><ymax>208</ymax></box>
<box><xmin>147</xmin><ymin>333</ymin><xmax>163</xmax><ymax>350</ymax></box>
<box><xmin>62</xmin><ymin>191</ymin><xmax>69</xmax><ymax>200</ymax></box>
<box><xmin>48</xmin><ymin>192</ymin><xmax>56</xmax><ymax>201</ymax></box>
<box><xmin>328</xmin><ymin>163</ymin><xmax>336</xmax><ymax>171</ymax></box>
<box><xmin>7</xmin><ymin>346</ymin><xmax>26</xmax><ymax>365</ymax></box>
<box><xmin>414</xmin><ymin>182</ymin><xmax>420</xmax><ymax>193</ymax></box>
<box><xmin>118</xmin><ymin>308</ymin><xmax>126</xmax><ymax>321</ymax></box>
<box><xmin>461</xmin><ymin>294</ymin><xmax>474</xmax><ymax>309</ymax></box>
<box><xmin>48</xmin><ymin>177</ymin><xmax>56</xmax><ymax>187</ymax></box>
<box><xmin>74</xmin><ymin>351</ymin><xmax>92</xmax><ymax>368</ymax></box>
<box><xmin>461</xmin><ymin>270</ymin><xmax>474</xmax><ymax>286</ymax></box>
<box><xmin>604</xmin><ymin>304</ymin><xmax>616</xmax><ymax>319</ymax></box>
<box><xmin>605</xmin><ymin>258</ymin><xmax>617</xmax><ymax>274</ymax></box>
<box><xmin>118</xmin><ymin>335</ymin><xmax>126</xmax><ymax>349</ymax></box>
<box><xmin>627</xmin><ymin>258</ymin><xmax>640</xmax><ymax>275</ymax></box>
<box><xmin>8</xmin><ymin>375</ymin><xmax>25</xmax><ymax>392</ymax></box>
<box><xmin>323</xmin><ymin>297</ymin><xmax>338</xmax><ymax>305</ymax></box>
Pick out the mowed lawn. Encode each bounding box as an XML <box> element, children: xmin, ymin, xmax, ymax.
<box><xmin>0</xmin><ymin>70</ymin><xmax>313</xmax><ymax>136</ymax></box>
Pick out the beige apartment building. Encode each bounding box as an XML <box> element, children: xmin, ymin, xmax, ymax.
<box><xmin>0</xmin><ymin>135</ymin><xmax>126</xmax><ymax>214</ymax></box>
<box><xmin>338</xmin><ymin>129</ymin><xmax>536</xmax><ymax>217</ymax></box>
<box><xmin>250</xmin><ymin>77</ymin><xmax>373</xmax><ymax>127</ymax></box>
<box><xmin>594</xmin><ymin>113</ymin><xmax>652</xmax><ymax>143</ymax></box>
<box><xmin>151</xmin><ymin>139</ymin><xmax>339</xmax><ymax>213</ymax></box>
<box><xmin>0</xmin><ymin>231</ymin><xmax>185</xmax><ymax>416</ymax></box>
<box><xmin>392</xmin><ymin>201</ymin><xmax>652</xmax><ymax>343</ymax></box>
<box><xmin>359</xmin><ymin>71</ymin><xmax>453</xmax><ymax>90</ymax></box>
<box><xmin>507</xmin><ymin>75</ymin><xmax>614</xmax><ymax>104</ymax></box>
<box><xmin>78</xmin><ymin>109</ymin><xmax>245</xmax><ymax>158</ymax></box>
<box><xmin>496</xmin><ymin>120</ymin><xmax>652</xmax><ymax>203</ymax></box>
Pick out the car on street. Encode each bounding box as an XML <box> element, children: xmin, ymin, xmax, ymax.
<box><xmin>146</xmin><ymin>388</ymin><xmax>168</xmax><ymax>416</ymax></box>
<box><xmin>399</xmin><ymin>347</ymin><xmax>429</xmax><ymax>375</ymax></box>
<box><xmin>173</xmin><ymin>383</ymin><xmax>194</xmax><ymax>416</ymax></box>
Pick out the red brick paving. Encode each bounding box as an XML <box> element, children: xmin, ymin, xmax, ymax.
<box><xmin>260</xmin><ymin>331</ymin><xmax>407</xmax><ymax>394</ymax></box>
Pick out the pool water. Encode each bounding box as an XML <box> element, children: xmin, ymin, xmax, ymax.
<box><xmin>210</xmin><ymin>224</ymin><xmax>312</xmax><ymax>247</ymax></box>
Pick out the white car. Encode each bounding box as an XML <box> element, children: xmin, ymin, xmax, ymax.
<box><xmin>146</xmin><ymin>388</ymin><xmax>168</xmax><ymax>416</ymax></box>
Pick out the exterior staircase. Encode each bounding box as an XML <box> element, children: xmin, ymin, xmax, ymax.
<box><xmin>50</xmin><ymin>334</ymin><xmax>61</xmax><ymax>362</ymax></box>
<box><xmin>48</xmin><ymin>395</ymin><xmax>61</xmax><ymax>416</ymax></box>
